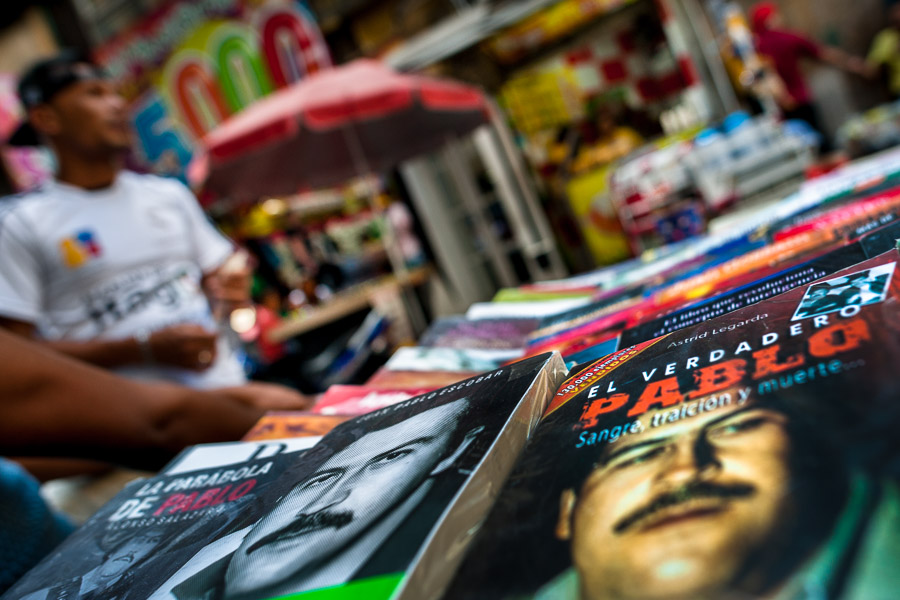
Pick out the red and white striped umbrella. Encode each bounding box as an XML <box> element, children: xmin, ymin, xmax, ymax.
<box><xmin>196</xmin><ymin>59</ymin><xmax>490</xmax><ymax>200</ymax></box>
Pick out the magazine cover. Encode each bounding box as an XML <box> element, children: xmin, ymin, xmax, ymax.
<box><xmin>447</xmin><ymin>251</ymin><xmax>900</xmax><ymax>600</ymax></box>
<box><xmin>4</xmin><ymin>353</ymin><xmax>566</xmax><ymax>600</ymax></box>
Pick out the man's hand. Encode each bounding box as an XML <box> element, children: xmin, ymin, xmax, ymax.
<box><xmin>843</xmin><ymin>56</ymin><xmax>871</xmax><ymax>78</ymax></box>
<box><xmin>820</xmin><ymin>46</ymin><xmax>870</xmax><ymax>78</ymax></box>
<box><xmin>218</xmin><ymin>382</ymin><xmax>314</xmax><ymax>412</ymax></box>
<box><xmin>204</xmin><ymin>252</ymin><xmax>253</xmax><ymax>317</ymax></box>
<box><xmin>149</xmin><ymin>324</ymin><xmax>218</xmax><ymax>371</ymax></box>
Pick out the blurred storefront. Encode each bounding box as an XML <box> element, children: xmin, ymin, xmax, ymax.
<box><xmin>4</xmin><ymin>0</ymin><xmax>900</xmax><ymax>381</ymax></box>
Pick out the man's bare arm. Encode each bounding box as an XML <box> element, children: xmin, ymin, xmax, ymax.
<box><xmin>819</xmin><ymin>46</ymin><xmax>869</xmax><ymax>77</ymax></box>
<box><xmin>0</xmin><ymin>327</ymin><xmax>309</xmax><ymax>470</ymax></box>
<box><xmin>0</xmin><ymin>317</ymin><xmax>217</xmax><ymax>371</ymax></box>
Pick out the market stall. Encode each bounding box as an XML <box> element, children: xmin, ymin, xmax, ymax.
<box><xmin>192</xmin><ymin>58</ymin><xmax>566</xmax><ymax>388</ymax></box>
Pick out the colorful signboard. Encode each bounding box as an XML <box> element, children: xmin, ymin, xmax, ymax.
<box><xmin>94</xmin><ymin>0</ymin><xmax>332</xmax><ymax>181</ymax></box>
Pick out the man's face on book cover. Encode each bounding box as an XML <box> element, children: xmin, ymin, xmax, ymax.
<box><xmin>96</xmin><ymin>529</ymin><xmax>165</xmax><ymax>580</ymax></box>
<box><xmin>556</xmin><ymin>399</ymin><xmax>795</xmax><ymax>599</ymax></box>
<box><xmin>224</xmin><ymin>398</ymin><xmax>469</xmax><ymax>596</ymax></box>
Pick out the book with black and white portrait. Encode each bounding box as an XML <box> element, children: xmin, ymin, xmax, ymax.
<box><xmin>3</xmin><ymin>352</ymin><xmax>566</xmax><ymax>600</ymax></box>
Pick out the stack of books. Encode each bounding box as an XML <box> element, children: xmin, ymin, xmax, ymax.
<box><xmin>6</xmin><ymin>153</ymin><xmax>900</xmax><ymax>600</ymax></box>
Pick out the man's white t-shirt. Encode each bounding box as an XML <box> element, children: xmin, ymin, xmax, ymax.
<box><xmin>0</xmin><ymin>171</ymin><xmax>246</xmax><ymax>388</ymax></box>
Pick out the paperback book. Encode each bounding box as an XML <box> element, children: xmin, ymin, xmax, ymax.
<box><xmin>4</xmin><ymin>353</ymin><xmax>566</xmax><ymax>600</ymax></box>
<box><xmin>312</xmin><ymin>385</ymin><xmax>436</xmax><ymax>416</ymax></box>
<box><xmin>417</xmin><ymin>316</ymin><xmax>537</xmax><ymax>362</ymax></box>
<box><xmin>364</xmin><ymin>368</ymin><xmax>478</xmax><ymax>390</ymax></box>
<box><xmin>382</xmin><ymin>347</ymin><xmax>502</xmax><ymax>373</ymax></box>
<box><xmin>241</xmin><ymin>413</ymin><xmax>350</xmax><ymax>441</ymax></box>
<box><xmin>620</xmin><ymin>217</ymin><xmax>900</xmax><ymax>347</ymax></box>
<box><xmin>447</xmin><ymin>251</ymin><xmax>900</xmax><ymax>600</ymax></box>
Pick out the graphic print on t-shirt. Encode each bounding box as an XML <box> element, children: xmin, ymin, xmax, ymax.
<box><xmin>59</xmin><ymin>230</ymin><xmax>103</xmax><ymax>268</ymax></box>
<box><xmin>82</xmin><ymin>262</ymin><xmax>206</xmax><ymax>334</ymax></box>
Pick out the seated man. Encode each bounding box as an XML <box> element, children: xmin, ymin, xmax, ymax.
<box><xmin>0</xmin><ymin>51</ymin><xmax>256</xmax><ymax>389</ymax></box>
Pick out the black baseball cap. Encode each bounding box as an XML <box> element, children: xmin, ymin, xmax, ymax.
<box><xmin>8</xmin><ymin>50</ymin><xmax>107</xmax><ymax>147</ymax></box>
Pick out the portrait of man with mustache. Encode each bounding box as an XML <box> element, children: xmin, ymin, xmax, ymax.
<box><xmin>551</xmin><ymin>398</ymin><xmax>829</xmax><ymax>600</ymax></box>
<box><xmin>149</xmin><ymin>396</ymin><xmax>482</xmax><ymax>600</ymax></box>
<box><xmin>527</xmin><ymin>388</ymin><xmax>900</xmax><ymax>600</ymax></box>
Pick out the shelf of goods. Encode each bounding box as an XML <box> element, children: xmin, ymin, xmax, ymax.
<box><xmin>267</xmin><ymin>266</ymin><xmax>432</xmax><ymax>343</ymax></box>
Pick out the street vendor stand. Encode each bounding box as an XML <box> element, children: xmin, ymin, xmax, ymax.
<box><xmin>194</xmin><ymin>59</ymin><xmax>565</xmax><ymax>348</ymax></box>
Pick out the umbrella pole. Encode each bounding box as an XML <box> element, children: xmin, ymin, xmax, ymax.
<box><xmin>340</xmin><ymin>123</ymin><xmax>429</xmax><ymax>338</ymax></box>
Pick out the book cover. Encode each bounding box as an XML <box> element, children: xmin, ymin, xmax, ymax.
<box><xmin>241</xmin><ymin>413</ymin><xmax>350</xmax><ymax>441</ymax></box>
<box><xmin>528</xmin><ymin>290</ymin><xmax>644</xmax><ymax>346</ymax></box>
<box><xmin>620</xmin><ymin>243</ymin><xmax>871</xmax><ymax>347</ymax></box>
<box><xmin>620</xmin><ymin>218</ymin><xmax>900</xmax><ymax>348</ymax></box>
<box><xmin>519</xmin><ymin>202</ymin><xmax>899</xmax><ymax>366</ymax></box>
<box><xmin>491</xmin><ymin>288</ymin><xmax>594</xmax><ymax>303</ymax></box>
<box><xmin>561</xmin><ymin>336</ymin><xmax>622</xmax><ymax>370</ymax></box>
<box><xmin>522</xmin><ymin>299</ymin><xmax>652</xmax><ymax>360</ymax></box>
<box><xmin>649</xmin><ymin>230</ymin><xmax>835</xmax><ymax>309</ymax></box>
<box><xmin>364</xmin><ymin>368</ymin><xmax>478</xmax><ymax>390</ymax></box>
<box><xmin>7</xmin><ymin>452</ymin><xmax>298</xmax><ymax>600</ymax></box>
<box><xmin>767</xmin><ymin>182</ymin><xmax>900</xmax><ymax>241</ymax></box>
<box><xmin>382</xmin><ymin>347</ymin><xmax>502</xmax><ymax>373</ymax></box>
<box><xmin>162</xmin><ymin>438</ymin><xmax>319</xmax><ymax>475</ymax></box>
<box><xmin>464</xmin><ymin>298</ymin><xmax>592</xmax><ymax>320</ymax></box>
<box><xmin>418</xmin><ymin>317</ymin><xmax>538</xmax><ymax>353</ymax></box>
<box><xmin>447</xmin><ymin>251</ymin><xmax>900</xmax><ymax>600</ymax></box>
<box><xmin>640</xmin><ymin>190</ymin><xmax>900</xmax><ymax>312</ymax></box>
<box><xmin>312</xmin><ymin>386</ymin><xmax>436</xmax><ymax>416</ymax></box>
<box><xmin>4</xmin><ymin>353</ymin><xmax>566</xmax><ymax>600</ymax></box>
<box><xmin>771</xmin><ymin>187</ymin><xmax>900</xmax><ymax>242</ymax></box>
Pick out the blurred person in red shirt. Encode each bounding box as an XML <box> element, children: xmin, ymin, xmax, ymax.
<box><xmin>751</xmin><ymin>2</ymin><xmax>867</xmax><ymax>146</ymax></box>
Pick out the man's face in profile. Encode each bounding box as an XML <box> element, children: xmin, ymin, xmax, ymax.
<box><xmin>556</xmin><ymin>401</ymin><xmax>794</xmax><ymax>600</ymax></box>
<box><xmin>224</xmin><ymin>399</ymin><xmax>469</xmax><ymax>597</ymax></box>
<box><xmin>37</xmin><ymin>74</ymin><xmax>131</xmax><ymax>155</ymax></box>
<box><xmin>96</xmin><ymin>530</ymin><xmax>164</xmax><ymax>581</ymax></box>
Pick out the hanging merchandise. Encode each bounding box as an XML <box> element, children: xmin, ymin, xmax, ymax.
<box><xmin>485</xmin><ymin>0</ymin><xmax>640</xmax><ymax>64</ymax></box>
<box><xmin>491</xmin><ymin>0</ymin><xmax>708</xmax><ymax>269</ymax></box>
<box><xmin>500</xmin><ymin>69</ymin><xmax>583</xmax><ymax>136</ymax></box>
